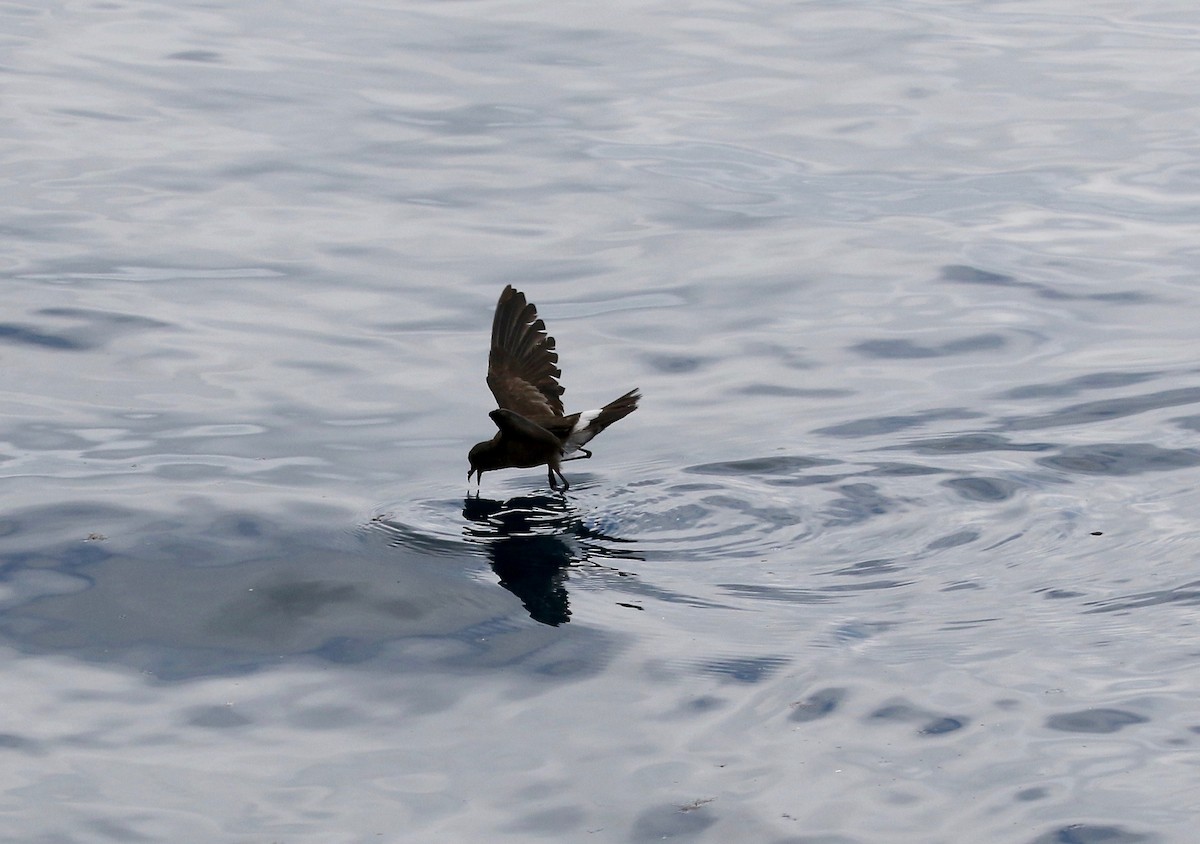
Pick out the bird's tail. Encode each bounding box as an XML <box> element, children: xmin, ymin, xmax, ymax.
<box><xmin>593</xmin><ymin>388</ymin><xmax>640</xmax><ymax>431</ymax></box>
<box><xmin>560</xmin><ymin>389</ymin><xmax>641</xmax><ymax>456</ymax></box>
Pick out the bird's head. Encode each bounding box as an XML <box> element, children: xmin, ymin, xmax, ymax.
<box><xmin>467</xmin><ymin>439</ymin><xmax>503</xmax><ymax>482</ymax></box>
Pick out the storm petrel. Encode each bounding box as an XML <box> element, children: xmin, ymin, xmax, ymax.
<box><xmin>468</xmin><ymin>285</ymin><xmax>640</xmax><ymax>491</ymax></box>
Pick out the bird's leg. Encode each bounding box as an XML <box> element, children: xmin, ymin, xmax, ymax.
<box><xmin>547</xmin><ymin>466</ymin><xmax>559</xmax><ymax>491</ymax></box>
<box><xmin>561</xmin><ymin>448</ymin><xmax>593</xmax><ymax>462</ymax></box>
<box><xmin>548</xmin><ymin>466</ymin><xmax>570</xmax><ymax>492</ymax></box>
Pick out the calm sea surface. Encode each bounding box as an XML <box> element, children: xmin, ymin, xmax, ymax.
<box><xmin>4</xmin><ymin>1</ymin><xmax>1200</xmax><ymax>841</ymax></box>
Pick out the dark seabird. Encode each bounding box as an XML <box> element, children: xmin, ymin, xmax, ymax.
<box><xmin>468</xmin><ymin>285</ymin><xmax>640</xmax><ymax>491</ymax></box>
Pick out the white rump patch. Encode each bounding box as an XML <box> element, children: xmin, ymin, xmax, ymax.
<box><xmin>572</xmin><ymin>410</ymin><xmax>600</xmax><ymax>434</ymax></box>
<box><xmin>562</xmin><ymin>409</ymin><xmax>601</xmax><ymax>455</ymax></box>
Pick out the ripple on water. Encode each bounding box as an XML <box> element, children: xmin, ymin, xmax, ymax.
<box><xmin>376</xmin><ymin>493</ymin><xmax>649</xmax><ymax>627</ymax></box>
<box><xmin>1037</xmin><ymin>443</ymin><xmax>1200</xmax><ymax>476</ymax></box>
<box><xmin>1028</xmin><ymin>826</ymin><xmax>1154</xmax><ymax>844</ymax></box>
<box><xmin>607</xmin><ymin>481</ymin><xmax>814</xmax><ymax>564</ymax></box>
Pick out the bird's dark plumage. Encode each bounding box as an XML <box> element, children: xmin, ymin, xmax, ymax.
<box><xmin>468</xmin><ymin>286</ymin><xmax>639</xmax><ymax>490</ymax></box>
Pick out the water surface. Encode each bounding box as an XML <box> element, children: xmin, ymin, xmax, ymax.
<box><xmin>3</xmin><ymin>1</ymin><xmax>1200</xmax><ymax>841</ymax></box>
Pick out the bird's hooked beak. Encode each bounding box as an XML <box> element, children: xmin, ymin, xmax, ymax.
<box><xmin>467</xmin><ymin>467</ymin><xmax>478</xmax><ymax>483</ymax></box>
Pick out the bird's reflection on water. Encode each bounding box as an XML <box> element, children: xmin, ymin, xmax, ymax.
<box><xmin>462</xmin><ymin>493</ymin><xmax>640</xmax><ymax>626</ymax></box>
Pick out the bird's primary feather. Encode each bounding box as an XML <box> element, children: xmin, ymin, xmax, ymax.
<box><xmin>486</xmin><ymin>285</ymin><xmax>565</xmax><ymax>422</ymax></box>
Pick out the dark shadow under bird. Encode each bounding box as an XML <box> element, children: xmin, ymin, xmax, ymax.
<box><xmin>468</xmin><ymin>285</ymin><xmax>640</xmax><ymax>491</ymax></box>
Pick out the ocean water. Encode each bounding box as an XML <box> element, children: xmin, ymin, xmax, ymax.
<box><xmin>3</xmin><ymin>1</ymin><xmax>1200</xmax><ymax>841</ymax></box>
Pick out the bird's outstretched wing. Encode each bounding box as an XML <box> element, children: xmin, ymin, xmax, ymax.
<box><xmin>486</xmin><ymin>285</ymin><xmax>565</xmax><ymax>421</ymax></box>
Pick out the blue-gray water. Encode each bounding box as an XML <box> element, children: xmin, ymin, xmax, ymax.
<box><xmin>4</xmin><ymin>1</ymin><xmax>1200</xmax><ymax>841</ymax></box>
